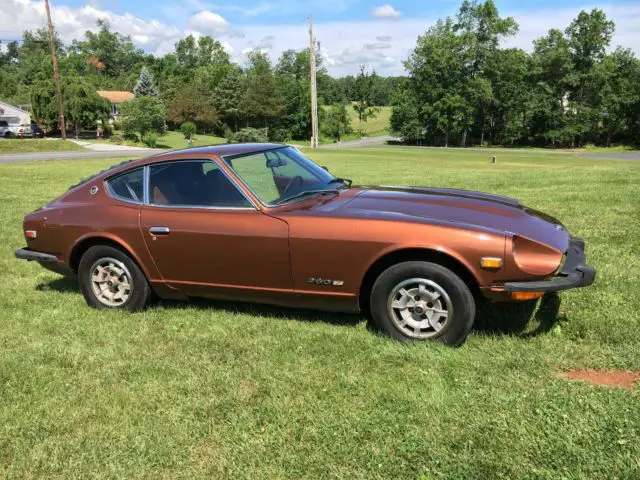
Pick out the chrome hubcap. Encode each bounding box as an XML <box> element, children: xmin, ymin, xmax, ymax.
<box><xmin>90</xmin><ymin>257</ymin><xmax>132</xmax><ymax>307</ymax></box>
<box><xmin>387</xmin><ymin>278</ymin><xmax>453</xmax><ymax>339</ymax></box>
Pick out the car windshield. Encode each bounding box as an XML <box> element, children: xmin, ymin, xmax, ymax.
<box><xmin>225</xmin><ymin>146</ymin><xmax>342</xmax><ymax>206</ymax></box>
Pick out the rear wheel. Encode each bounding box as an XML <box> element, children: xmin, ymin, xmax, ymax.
<box><xmin>369</xmin><ymin>261</ymin><xmax>475</xmax><ymax>346</ymax></box>
<box><xmin>78</xmin><ymin>245</ymin><xmax>152</xmax><ymax>311</ymax></box>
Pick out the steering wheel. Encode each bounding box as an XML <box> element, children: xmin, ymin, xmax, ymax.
<box><xmin>283</xmin><ymin>175</ymin><xmax>304</xmax><ymax>196</ymax></box>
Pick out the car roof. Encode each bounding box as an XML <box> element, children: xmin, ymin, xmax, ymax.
<box><xmin>148</xmin><ymin>142</ymin><xmax>287</xmax><ymax>162</ymax></box>
<box><xmin>76</xmin><ymin>143</ymin><xmax>289</xmax><ymax>188</ymax></box>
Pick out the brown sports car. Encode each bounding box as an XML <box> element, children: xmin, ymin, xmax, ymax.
<box><xmin>16</xmin><ymin>144</ymin><xmax>595</xmax><ymax>345</ymax></box>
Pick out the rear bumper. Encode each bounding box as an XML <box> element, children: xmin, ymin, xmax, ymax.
<box><xmin>503</xmin><ymin>237</ymin><xmax>596</xmax><ymax>293</ymax></box>
<box><xmin>15</xmin><ymin>248</ymin><xmax>58</xmax><ymax>263</ymax></box>
<box><xmin>15</xmin><ymin>248</ymin><xmax>72</xmax><ymax>276</ymax></box>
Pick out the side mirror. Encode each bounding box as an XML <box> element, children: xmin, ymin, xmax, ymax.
<box><xmin>266</xmin><ymin>157</ymin><xmax>287</xmax><ymax>168</ymax></box>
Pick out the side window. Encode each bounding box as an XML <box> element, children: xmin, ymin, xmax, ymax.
<box><xmin>148</xmin><ymin>160</ymin><xmax>252</xmax><ymax>208</ymax></box>
<box><xmin>106</xmin><ymin>168</ymin><xmax>144</xmax><ymax>203</ymax></box>
<box><xmin>229</xmin><ymin>153</ymin><xmax>280</xmax><ymax>203</ymax></box>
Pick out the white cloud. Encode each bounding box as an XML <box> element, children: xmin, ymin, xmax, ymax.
<box><xmin>372</xmin><ymin>4</ymin><xmax>401</xmax><ymax>19</ymax></box>
<box><xmin>1</xmin><ymin>0</ymin><xmax>183</xmax><ymax>56</ymax></box>
<box><xmin>1</xmin><ymin>0</ymin><xmax>639</xmax><ymax>77</ymax></box>
<box><xmin>188</xmin><ymin>10</ymin><xmax>230</xmax><ymax>35</ymax></box>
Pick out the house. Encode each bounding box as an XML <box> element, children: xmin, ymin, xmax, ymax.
<box><xmin>97</xmin><ymin>91</ymin><xmax>134</xmax><ymax>119</ymax></box>
<box><xmin>0</xmin><ymin>101</ymin><xmax>31</xmax><ymax>127</ymax></box>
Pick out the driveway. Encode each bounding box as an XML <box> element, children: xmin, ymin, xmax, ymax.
<box><xmin>320</xmin><ymin>136</ymin><xmax>394</xmax><ymax>149</ymax></box>
<box><xmin>581</xmin><ymin>152</ymin><xmax>640</xmax><ymax>160</ymax></box>
<box><xmin>0</xmin><ymin>140</ymin><xmax>159</xmax><ymax>164</ymax></box>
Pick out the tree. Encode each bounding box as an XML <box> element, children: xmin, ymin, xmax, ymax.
<box><xmin>69</xmin><ymin>20</ymin><xmax>144</xmax><ymax>81</ymax></box>
<box><xmin>31</xmin><ymin>74</ymin><xmax>110</xmax><ymax>135</ymax></box>
<box><xmin>390</xmin><ymin>87</ymin><xmax>422</xmax><ymax>141</ymax></box>
<box><xmin>119</xmin><ymin>96</ymin><xmax>165</xmax><ymax>139</ymax></box>
<box><xmin>180</xmin><ymin>121</ymin><xmax>197</xmax><ymax>139</ymax></box>
<box><xmin>214</xmin><ymin>68</ymin><xmax>243</xmax><ymax>131</ymax></box>
<box><xmin>322</xmin><ymin>103</ymin><xmax>352</xmax><ymax>141</ymax></box>
<box><xmin>352</xmin><ymin>66</ymin><xmax>380</xmax><ymax>134</ymax></box>
<box><xmin>133</xmin><ymin>66</ymin><xmax>158</xmax><ymax>97</ymax></box>
<box><xmin>166</xmin><ymin>82</ymin><xmax>218</xmax><ymax>132</ymax></box>
<box><xmin>239</xmin><ymin>51</ymin><xmax>285</xmax><ymax>132</ymax></box>
<box><xmin>175</xmin><ymin>34</ymin><xmax>229</xmax><ymax>69</ymax></box>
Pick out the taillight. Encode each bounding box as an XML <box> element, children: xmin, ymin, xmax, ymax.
<box><xmin>25</xmin><ymin>230</ymin><xmax>37</xmax><ymax>239</ymax></box>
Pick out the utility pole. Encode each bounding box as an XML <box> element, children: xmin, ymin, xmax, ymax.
<box><xmin>309</xmin><ymin>16</ymin><xmax>319</xmax><ymax>148</ymax></box>
<box><xmin>44</xmin><ymin>0</ymin><xmax>66</xmax><ymax>140</ymax></box>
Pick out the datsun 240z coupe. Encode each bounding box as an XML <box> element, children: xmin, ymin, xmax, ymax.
<box><xmin>16</xmin><ymin>144</ymin><xmax>595</xmax><ymax>345</ymax></box>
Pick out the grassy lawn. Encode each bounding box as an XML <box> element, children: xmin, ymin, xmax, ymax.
<box><xmin>319</xmin><ymin>105</ymin><xmax>392</xmax><ymax>143</ymax></box>
<box><xmin>0</xmin><ymin>139</ymin><xmax>86</xmax><ymax>154</ymax></box>
<box><xmin>1</xmin><ymin>148</ymin><xmax>639</xmax><ymax>478</ymax></box>
<box><xmin>155</xmin><ymin>130</ymin><xmax>227</xmax><ymax>149</ymax></box>
<box><xmin>347</xmin><ymin>105</ymin><xmax>391</xmax><ymax>137</ymax></box>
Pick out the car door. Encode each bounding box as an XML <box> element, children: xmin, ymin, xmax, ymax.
<box><xmin>139</xmin><ymin>158</ymin><xmax>292</xmax><ymax>301</ymax></box>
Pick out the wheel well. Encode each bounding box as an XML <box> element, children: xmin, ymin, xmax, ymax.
<box><xmin>69</xmin><ymin>237</ymin><xmax>132</xmax><ymax>273</ymax></box>
<box><xmin>358</xmin><ymin>248</ymin><xmax>480</xmax><ymax>315</ymax></box>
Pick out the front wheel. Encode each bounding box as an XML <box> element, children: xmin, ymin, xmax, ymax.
<box><xmin>369</xmin><ymin>261</ymin><xmax>475</xmax><ymax>346</ymax></box>
<box><xmin>78</xmin><ymin>245</ymin><xmax>152</xmax><ymax>311</ymax></box>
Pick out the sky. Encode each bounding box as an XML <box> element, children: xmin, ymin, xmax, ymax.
<box><xmin>1</xmin><ymin>0</ymin><xmax>640</xmax><ymax>76</ymax></box>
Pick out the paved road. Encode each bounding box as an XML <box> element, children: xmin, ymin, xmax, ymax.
<box><xmin>1</xmin><ymin>140</ymin><xmax>639</xmax><ymax>163</ymax></box>
<box><xmin>319</xmin><ymin>136</ymin><xmax>394</xmax><ymax>149</ymax></box>
<box><xmin>582</xmin><ymin>152</ymin><xmax>640</xmax><ymax>160</ymax></box>
<box><xmin>0</xmin><ymin>149</ymin><xmax>157</xmax><ymax>164</ymax></box>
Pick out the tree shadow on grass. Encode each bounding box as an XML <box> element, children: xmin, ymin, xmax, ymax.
<box><xmin>37</xmin><ymin>277</ymin><xmax>561</xmax><ymax>337</ymax></box>
<box><xmin>474</xmin><ymin>293</ymin><xmax>563</xmax><ymax>338</ymax></box>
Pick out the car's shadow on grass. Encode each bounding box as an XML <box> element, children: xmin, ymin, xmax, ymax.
<box><xmin>474</xmin><ymin>293</ymin><xmax>563</xmax><ymax>338</ymax></box>
<box><xmin>38</xmin><ymin>277</ymin><xmax>562</xmax><ymax>337</ymax></box>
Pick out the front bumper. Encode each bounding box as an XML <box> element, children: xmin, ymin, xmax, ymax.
<box><xmin>503</xmin><ymin>237</ymin><xmax>596</xmax><ymax>293</ymax></box>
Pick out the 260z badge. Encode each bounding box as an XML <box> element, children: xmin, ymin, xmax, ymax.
<box><xmin>307</xmin><ymin>277</ymin><xmax>344</xmax><ymax>286</ymax></box>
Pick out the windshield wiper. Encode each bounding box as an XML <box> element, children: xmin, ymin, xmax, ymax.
<box><xmin>327</xmin><ymin>177</ymin><xmax>352</xmax><ymax>188</ymax></box>
<box><xmin>273</xmin><ymin>188</ymin><xmax>340</xmax><ymax>205</ymax></box>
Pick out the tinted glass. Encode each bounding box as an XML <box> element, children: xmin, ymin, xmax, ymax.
<box><xmin>226</xmin><ymin>147</ymin><xmax>335</xmax><ymax>205</ymax></box>
<box><xmin>149</xmin><ymin>160</ymin><xmax>251</xmax><ymax>208</ymax></box>
<box><xmin>106</xmin><ymin>168</ymin><xmax>144</xmax><ymax>203</ymax></box>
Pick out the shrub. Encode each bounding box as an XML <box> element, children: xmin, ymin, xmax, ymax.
<box><xmin>142</xmin><ymin>132</ymin><xmax>159</xmax><ymax>148</ymax></box>
<box><xmin>234</xmin><ymin>127</ymin><xmax>268</xmax><ymax>143</ymax></box>
<box><xmin>119</xmin><ymin>96</ymin><xmax>165</xmax><ymax>139</ymax></box>
<box><xmin>180</xmin><ymin>121</ymin><xmax>197</xmax><ymax>139</ymax></box>
<box><xmin>224</xmin><ymin>126</ymin><xmax>234</xmax><ymax>143</ymax></box>
<box><xmin>102</xmin><ymin>123</ymin><xmax>113</xmax><ymax>137</ymax></box>
<box><xmin>110</xmin><ymin>135</ymin><xmax>123</xmax><ymax>145</ymax></box>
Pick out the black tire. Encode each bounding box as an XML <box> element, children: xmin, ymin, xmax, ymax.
<box><xmin>78</xmin><ymin>245</ymin><xmax>152</xmax><ymax>311</ymax></box>
<box><xmin>369</xmin><ymin>261</ymin><xmax>475</xmax><ymax>346</ymax></box>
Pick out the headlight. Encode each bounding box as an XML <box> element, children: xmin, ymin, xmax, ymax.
<box><xmin>512</xmin><ymin>235</ymin><xmax>563</xmax><ymax>276</ymax></box>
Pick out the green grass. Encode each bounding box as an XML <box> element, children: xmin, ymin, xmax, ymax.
<box><xmin>320</xmin><ymin>105</ymin><xmax>392</xmax><ymax>142</ymax></box>
<box><xmin>1</xmin><ymin>148</ymin><xmax>639</xmax><ymax>478</ymax></box>
<box><xmin>349</xmin><ymin>105</ymin><xmax>391</xmax><ymax>136</ymax></box>
<box><xmin>0</xmin><ymin>139</ymin><xmax>86</xmax><ymax>153</ymax></box>
<box><xmin>156</xmin><ymin>130</ymin><xmax>227</xmax><ymax>149</ymax></box>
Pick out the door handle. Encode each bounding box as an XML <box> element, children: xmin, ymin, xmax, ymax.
<box><xmin>149</xmin><ymin>226</ymin><xmax>170</xmax><ymax>235</ymax></box>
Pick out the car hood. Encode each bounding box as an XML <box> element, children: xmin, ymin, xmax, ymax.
<box><xmin>338</xmin><ymin>186</ymin><xmax>570</xmax><ymax>252</ymax></box>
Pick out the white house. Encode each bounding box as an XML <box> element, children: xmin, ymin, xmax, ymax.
<box><xmin>0</xmin><ymin>101</ymin><xmax>31</xmax><ymax>127</ymax></box>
